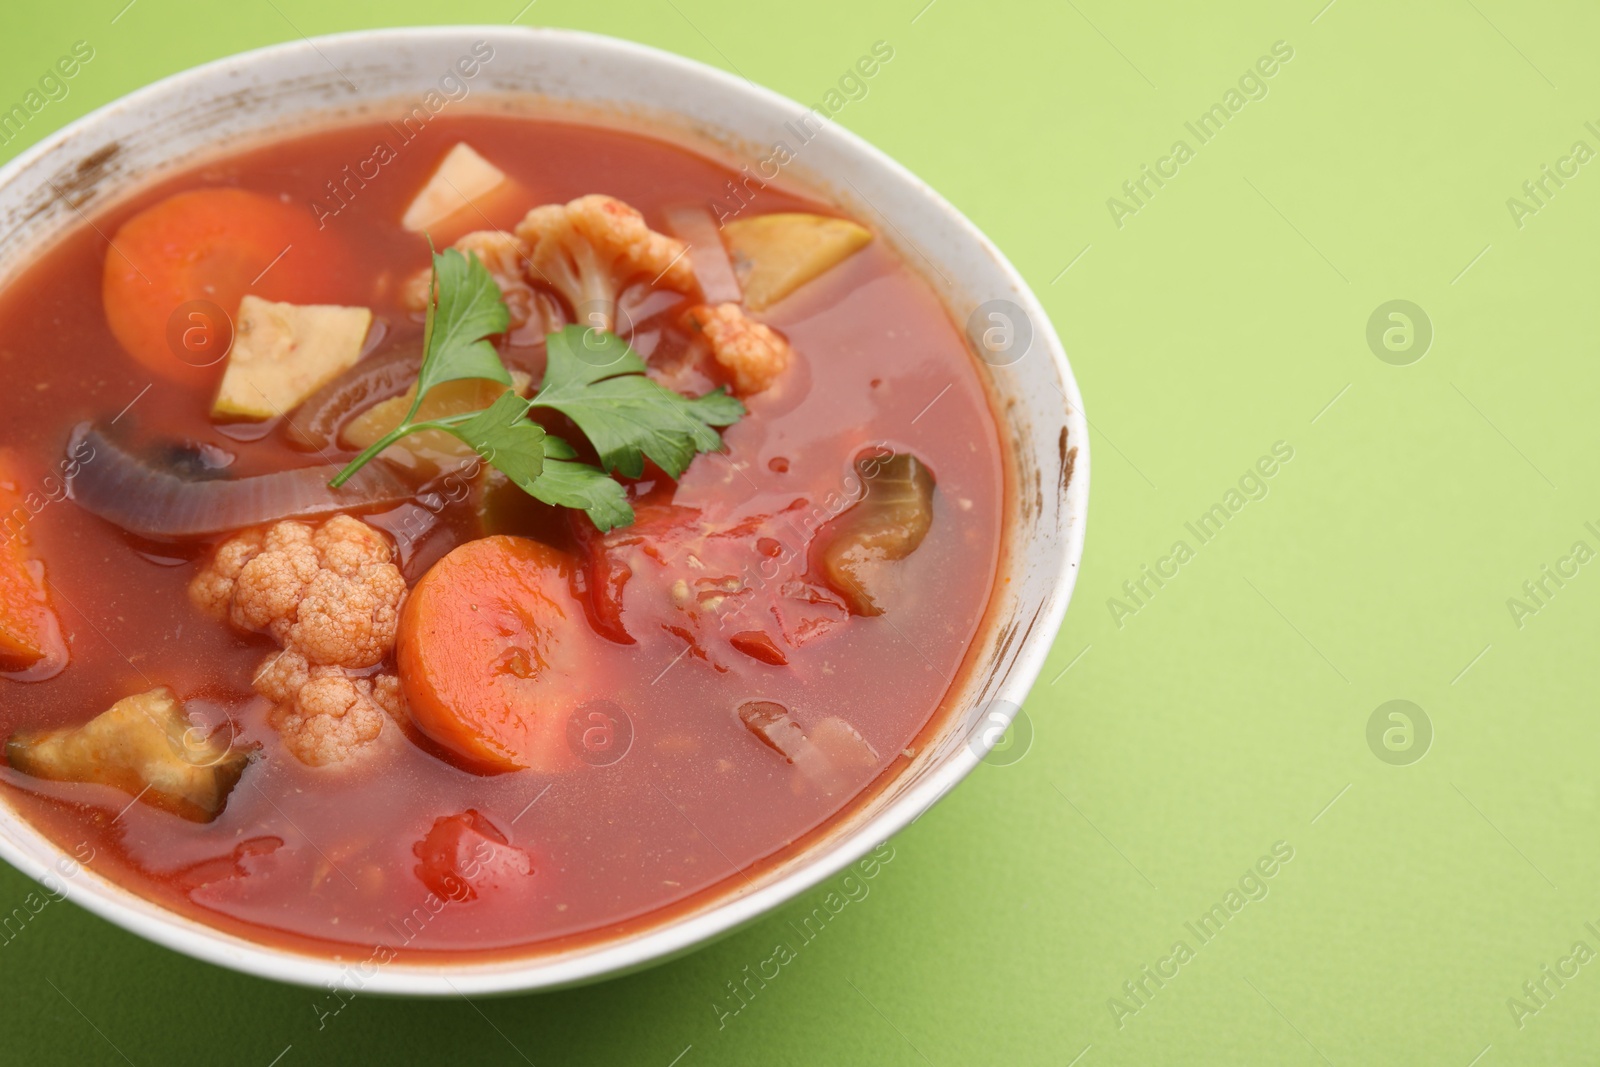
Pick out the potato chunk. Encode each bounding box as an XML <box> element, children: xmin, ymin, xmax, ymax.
<box><xmin>213</xmin><ymin>296</ymin><xmax>372</xmax><ymax>420</ymax></box>
<box><xmin>402</xmin><ymin>143</ymin><xmax>508</xmax><ymax>234</ymax></box>
<box><xmin>722</xmin><ymin>213</ymin><xmax>872</xmax><ymax>311</ymax></box>
<box><xmin>6</xmin><ymin>687</ymin><xmax>248</xmax><ymax>823</ymax></box>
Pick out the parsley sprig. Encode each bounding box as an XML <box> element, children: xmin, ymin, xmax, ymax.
<box><xmin>329</xmin><ymin>248</ymin><xmax>742</xmax><ymax>531</ymax></box>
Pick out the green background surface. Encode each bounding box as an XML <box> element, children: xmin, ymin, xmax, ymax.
<box><xmin>1</xmin><ymin>1</ymin><xmax>1596</xmax><ymax>1064</ymax></box>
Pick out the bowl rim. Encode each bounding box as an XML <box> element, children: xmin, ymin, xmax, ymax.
<box><xmin>0</xmin><ymin>23</ymin><xmax>1090</xmax><ymax>995</ymax></box>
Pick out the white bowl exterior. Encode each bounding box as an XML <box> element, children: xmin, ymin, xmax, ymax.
<box><xmin>0</xmin><ymin>26</ymin><xmax>1089</xmax><ymax>994</ymax></box>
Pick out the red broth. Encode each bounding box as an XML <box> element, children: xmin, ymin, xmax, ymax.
<box><xmin>0</xmin><ymin>113</ymin><xmax>1003</xmax><ymax>959</ymax></box>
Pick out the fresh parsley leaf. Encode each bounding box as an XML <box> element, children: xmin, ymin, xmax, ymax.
<box><xmin>449</xmin><ymin>389</ymin><xmax>545</xmax><ymax>492</ymax></box>
<box><xmin>528</xmin><ymin>437</ymin><xmax>634</xmax><ymax>531</ymax></box>
<box><xmin>331</xmin><ymin>261</ymin><xmax>743</xmax><ymax>534</ymax></box>
<box><xmin>413</xmin><ymin>247</ymin><xmax>513</xmax><ymax>405</ymax></box>
<box><xmin>679</xmin><ymin>387</ymin><xmax>744</xmax><ymax>429</ymax></box>
<box><xmin>531</xmin><ymin>326</ymin><xmax>746</xmax><ymax>479</ymax></box>
<box><xmin>542</xmin><ymin>375</ymin><xmax>719</xmax><ymax>479</ymax></box>
<box><xmin>331</xmin><ymin>247</ymin><xmax>514</xmax><ymax>489</ymax></box>
<box><xmin>541</xmin><ymin>436</ymin><xmax>579</xmax><ymax>460</ymax></box>
<box><xmin>535</xmin><ymin>327</ymin><xmax>648</xmax><ymax>393</ymax></box>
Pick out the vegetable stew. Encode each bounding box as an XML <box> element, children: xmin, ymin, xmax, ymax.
<box><xmin>0</xmin><ymin>111</ymin><xmax>1004</xmax><ymax>959</ymax></box>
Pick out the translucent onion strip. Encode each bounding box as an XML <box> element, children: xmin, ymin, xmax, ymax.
<box><xmin>663</xmin><ymin>204</ymin><xmax>743</xmax><ymax>305</ymax></box>
<box><xmin>67</xmin><ymin>423</ymin><xmax>416</xmax><ymax>540</ymax></box>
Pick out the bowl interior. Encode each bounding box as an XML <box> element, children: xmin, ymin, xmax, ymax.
<box><xmin>0</xmin><ymin>25</ymin><xmax>1088</xmax><ymax>994</ymax></box>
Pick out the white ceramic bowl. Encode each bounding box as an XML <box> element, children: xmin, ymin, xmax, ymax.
<box><xmin>0</xmin><ymin>26</ymin><xmax>1089</xmax><ymax>994</ymax></box>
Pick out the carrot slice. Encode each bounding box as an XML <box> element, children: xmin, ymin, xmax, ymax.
<box><xmin>0</xmin><ymin>452</ymin><xmax>66</xmax><ymax>677</ymax></box>
<box><xmin>397</xmin><ymin>536</ymin><xmax>595</xmax><ymax>774</ymax></box>
<box><xmin>102</xmin><ymin>188</ymin><xmax>354</xmax><ymax>386</ymax></box>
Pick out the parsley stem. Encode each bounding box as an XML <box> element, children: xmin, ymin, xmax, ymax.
<box><xmin>329</xmin><ymin>426</ymin><xmax>413</xmax><ymax>488</ymax></box>
<box><xmin>328</xmin><ymin>417</ymin><xmax>462</xmax><ymax>488</ymax></box>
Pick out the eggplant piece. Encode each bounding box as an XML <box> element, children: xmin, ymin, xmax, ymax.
<box><xmin>816</xmin><ymin>452</ymin><xmax>936</xmax><ymax>616</ymax></box>
<box><xmin>6</xmin><ymin>687</ymin><xmax>249</xmax><ymax>823</ymax></box>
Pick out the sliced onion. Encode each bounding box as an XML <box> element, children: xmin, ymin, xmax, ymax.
<box><xmin>67</xmin><ymin>423</ymin><xmax>416</xmax><ymax>540</ymax></box>
<box><xmin>282</xmin><ymin>341</ymin><xmax>423</xmax><ymax>453</ymax></box>
<box><xmin>736</xmin><ymin>701</ymin><xmax>875</xmax><ymax>796</ymax></box>
<box><xmin>619</xmin><ymin>284</ymin><xmax>691</xmax><ymax>331</ymax></box>
<box><xmin>663</xmin><ymin>204</ymin><xmax>743</xmax><ymax>304</ymax></box>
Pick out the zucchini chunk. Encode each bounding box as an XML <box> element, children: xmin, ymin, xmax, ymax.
<box><xmin>816</xmin><ymin>452</ymin><xmax>936</xmax><ymax>616</ymax></box>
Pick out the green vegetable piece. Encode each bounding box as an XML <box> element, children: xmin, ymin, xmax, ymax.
<box><xmin>531</xmin><ymin>326</ymin><xmax>744</xmax><ymax>479</ymax></box>
<box><xmin>412</xmin><ymin>246</ymin><xmax>512</xmax><ymax>406</ymax></box>
<box><xmin>527</xmin><ymin>436</ymin><xmax>634</xmax><ymax>532</ymax></box>
<box><xmin>330</xmin><ymin>258</ymin><xmax>742</xmax><ymax>532</ymax></box>
<box><xmin>450</xmin><ymin>389</ymin><xmax>545</xmax><ymax>493</ymax></box>
<box><xmin>817</xmin><ymin>452</ymin><xmax>937</xmax><ymax>616</ymax></box>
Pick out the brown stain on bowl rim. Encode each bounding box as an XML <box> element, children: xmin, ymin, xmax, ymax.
<box><xmin>1059</xmin><ymin>424</ymin><xmax>1077</xmax><ymax>501</ymax></box>
<box><xmin>57</xmin><ymin>142</ymin><xmax>122</xmax><ymax>205</ymax></box>
<box><xmin>7</xmin><ymin>140</ymin><xmax>123</xmax><ymax>246</ymax></box>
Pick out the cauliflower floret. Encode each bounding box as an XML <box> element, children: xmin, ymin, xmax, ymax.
<box><xmin>269</xmin><ymin>666</ymin><xmax>391</xmax><ymax>767</ymax></box>
<box><xmin>190</xmin><ymin>515</ymin><xmax>408</xmax><ymax>768</ymax></box>
<box><xmin>188</xmin><ymin>527</ymin><xmax>266</xmax><ymax>621</ymax></box>
<box><xmin>372</xmin><ymin>672</ymin><xmax>405</xmax><ymax>720</ymax></box>
<box><xmin>195</xmin><ymin>514</ymin><xmax>403</xmax><ymax>669</ymax></box>
<box><xmin>515</xmin><ymin>194</ymin><xmax>695</xmax><ymax>332</ymax></box>
<box><xmin>403</xmin><ymin>230</ymin><xmax>541</xmax><ymax>329</ymax></box>
<box><xmin>253</xmin><ymin>649</ymin><xmax>408</xmax><ymax>767</ymax></box>
<box><xmin>683</xmin><ymin>302</ymin><xmax>794</xmax><ymax>396</ymax></box>
<box><xmin>252</xmin><ymin>647</ymin><xmax>311</xmax><ymax>704</ymax></box>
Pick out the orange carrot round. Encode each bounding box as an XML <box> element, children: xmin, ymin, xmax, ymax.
<box><xmin>101</xmin><ymin>188</ymin><xmax>352</xmax><ymax>385</ymax></box>
<box><xmin>0</xmin><ymin>451</ymin><xmax>66</xmax><ymax>678</ymax></box>
<box><xmin>397</xmin><ymin>536</ymin><xmax>594</xmax><ymax>774</ymax></box>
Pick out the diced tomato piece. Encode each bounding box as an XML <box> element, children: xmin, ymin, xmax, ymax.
<box><xmin>173</xmin><ymin>836</ymin><xmax>284</xmax><ymax>893</ymax></box>
<box><xmin>570</xmin><ymin>500</ymin><xmax>848</xmax><ymax>669</ymax></box>
<box><xmin>413</xmin><ymin>810</ymin><xmax>533</xmax><ymax>902</ymax></box>
<box><xmin>730</xmin><ymin>630</ymin><xmax>788</xmax><ymax>665</ymax></box>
